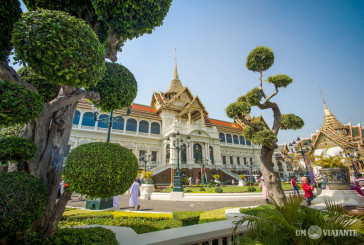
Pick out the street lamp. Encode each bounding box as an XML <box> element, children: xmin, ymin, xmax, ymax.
<box><xmin>167</xmin><ymin>132</ymin><xmax>191</xmax><ymax>192</ymax></box>
<box><xmin>93</xmin><ymin>107</ymin><xmax>131</xmax><ymax>143</ymax></box>
<box><xmin>139</xmin><ymin>153</ymin><xmax>151</xmax><ymax>172</ymax></box>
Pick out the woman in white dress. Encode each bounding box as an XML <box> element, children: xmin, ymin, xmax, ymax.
<box><xmin>129</xmin><ymin>178</ymin><xmax>141</xmax><ymax>210</ymax></box>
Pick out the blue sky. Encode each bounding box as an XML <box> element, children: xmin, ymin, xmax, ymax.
<box><xmin>18</xmin><ymin>0</ymin><xmax>364</xmax><ymax>144</ymax></box>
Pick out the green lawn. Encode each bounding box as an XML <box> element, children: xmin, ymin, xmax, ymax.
<box><xmin>156</xmin><ymin>182</ymin><xmax>298</xmax><ymax>193</ymax></box>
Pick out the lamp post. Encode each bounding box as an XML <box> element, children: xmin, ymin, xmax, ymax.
<box><xmin>167</xmin><ymin>132</ymin><xmax>191</xmax><ymax>192</ymax></box>
<box><xmin>93</xmin><ymin>107</ymin><xmax>131</xmax><ymax>143</ymax></box>
<box><xmin>139</xmin><ymin>153</ymin><xmax>151</xmax><ymax>172</ymax></box>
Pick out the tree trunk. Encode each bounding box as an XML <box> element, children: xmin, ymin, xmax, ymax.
<box><xmin>24</xmin><ymin>102</ymin><xmax>77</xmax><ymax>238</ymax></box>
<box><xmin>260</xmin><ymin>146</ymin><xmax>286</xmax><ymax>204</ymax></box>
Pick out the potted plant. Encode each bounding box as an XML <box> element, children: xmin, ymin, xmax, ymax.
<box><xmin>238</xmin><ymin>175</ymin><xmax>246</xmax><ymax>186</ymax></box>
<box><xmin>311</xmin><ymin>153</ymin><xmax>351</xmax><ymax>190</ymax></box>
<box><xmin>142</xmin><ymin>171</ymin><xmax>154</xmax><ymax>184</ymax></box>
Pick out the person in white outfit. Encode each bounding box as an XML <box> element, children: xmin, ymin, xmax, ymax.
<box><xmin>129</xmin><ymin>178</ymin><xmax>141</xmax><ymax>210</ymax></box>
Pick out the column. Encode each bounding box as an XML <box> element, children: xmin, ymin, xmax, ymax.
<box><xmin>188</xmin><ymin>109</ymin><xmax>191</xmax><ymax>124</ymax></box>
<box><xmin>200</xmin><ymin>110</ymin><xmax>205</xmax><ymax>126</ymax></box>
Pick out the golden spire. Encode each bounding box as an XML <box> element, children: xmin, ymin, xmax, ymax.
<box><xmin>319</xmin><ymin>88</ymin><xmax>344</xmax><ymax>130</ymax></box>
<box><xmin>174</xmin><ymin>48</ymin><xmax>179</xmax><ymax>80</ymax></box>
<box><xmin>166</xmin><ymin>49</ymin><xmax>183</xmax><ymax>95</ymax></box>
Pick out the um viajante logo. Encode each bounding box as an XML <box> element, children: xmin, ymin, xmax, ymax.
<box><xmin>295</xmin><ymin>226</ymin><xmax>358</xmax><ymax>240</ymax></box>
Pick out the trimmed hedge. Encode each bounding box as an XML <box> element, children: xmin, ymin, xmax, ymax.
<box><xmin>0</xmin><ymin>136</ymin><xmax>37</xmax><ymax>164</ymax></box>
<box><xmin>247</xmin><ymin>186</ymin><xmax>257</xmax><ymax>192</ymax></box>
<box><xmin>111</xmin><ymin>211</ymin><xmax>172</xmax><ymax>220</ymax></box>
<box><xmin>215</xmin><ymin>187</ymin><xmax>223</xmax><ymax>193</ymax></box>
<box><xmin>64</xmin><ymin>142</ymin><xmax>138</xmax><ymax>198</ymax></box>
<box><xmin>0</xmin><ymin>171</ymin><xmax>47</xmax><ymax>239</ymax></box>
<box><xmin>0</xmin><ymin>80</ymin><xmax>43</xmax><ymax>127</ymax></box>
<box><xmin>173</xmin><ymin>211</ymin><xmax>203</xmax><ymax>226</ymax></box>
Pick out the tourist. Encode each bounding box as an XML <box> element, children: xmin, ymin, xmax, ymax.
<box><xmin>196</xmin><ymin>178</ymin><xmax>200</xmax><ymax>185</ymax></box>
<box><xmin>259</xmin><ymin>176</ymin><xmax>269</xmax><ymax>203</ymax></box>
<box><xmin>232</xmin><ymin>179</ymin><xmax>235</xmax><ymax>185</ymax></box>
<box><xmin>291</xmin><ymin>176</ymin><xmax>300</xmax><ymax>195</ymax></box>
<box><xmin>129</xmin><ymin>178</ymin><xmax>141</xmax><ymax>210</ymax></box>
<box><xmin>188</xmin><ymin>177</ymin><xmax>193</xmax><ymax>185</ymax></box>
<box><xmin>301</xmin><ymin>177</ymin><xmax>315</xmax><ymax>206</ymax></box>
<box><xmin>352</xmin><ymin>181</ymin><xmax>364</xmax><ymax>196</ymax></box>
<box><xmin>113</xmin><ymin>194</ymin><xmax>120</xmax><ymax>207</ymax></box>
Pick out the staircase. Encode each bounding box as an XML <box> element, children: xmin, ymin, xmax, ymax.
<box><xmin>221</xmin><ymin>168</ymin><xmax>240</xmax><ymax>180</ymax></box>
<box><xmin>150</xmin><ymin>164</ymin><xmax>171</xmax><ymax>175</ymax></box>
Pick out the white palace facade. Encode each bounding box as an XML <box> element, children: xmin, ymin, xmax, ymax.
<box><xmin>67</xmin><ymin>62</ymin><xmax>262</xmax><ymax>185</ymax></box>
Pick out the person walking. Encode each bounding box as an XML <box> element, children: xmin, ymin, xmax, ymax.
<box><xmin>291</xmin><ymin>176</ymin><xmax>300</xmax><ymax>195</ymax></box>
<box><xmin>129</xmin><ymin>178</ymin><xmax>141</xmax><ymax>210</ymax></box>
<box><xmin>259</xmin><ymin>176</ymin><xmax>270</xmax><ymax>203</ymax></box>
<box><xmin>232</xmin><ymin>179</ymin><xmax>235</xmax><ymax>185</ymax></box>
<box><xmin>301</xmin><ymin>177</ymin><xmax>315</xmax><ymax>206</ymax></box>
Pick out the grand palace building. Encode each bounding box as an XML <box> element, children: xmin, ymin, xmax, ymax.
<box><xmin>67</xmin><ymin>61</ymin><xmax>262</xmax><ymax>185</ymax></box>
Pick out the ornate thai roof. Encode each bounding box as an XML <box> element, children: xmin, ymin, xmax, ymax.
<box><xmin>322</xmin><ymin>102</ymin><xmax>344</xmax><ymax>130</ymax></box>
<box><xmin>165</xmin><ymin>55</ymin><xmax>184</xmax><ymax>94</ymax></box>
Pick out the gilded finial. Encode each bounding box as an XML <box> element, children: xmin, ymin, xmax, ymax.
<box><xmin>174</xmin><ymin>48</ymin><xmax>179</xmax><ymax>79</ymax></box>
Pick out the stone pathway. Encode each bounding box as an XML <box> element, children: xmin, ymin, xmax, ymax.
<box><xmin>67</xmin><ymin>193</ymin><xmax>266</xmax><ymax>212</ymax></box>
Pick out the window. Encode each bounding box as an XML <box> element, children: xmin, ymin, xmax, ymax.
<box><xmin>222</xmin><ymin>156</ymin><xmax>226</xmax><ymax>164</ymax></box>
<box><xmin>239</xmin><ymin>136</ymin><xmax>245</xmax><ymax>145</ymax></box>
<box><xmin>126</xmin><ymin>118</ymin><xmax>137</xmax><ymax>132</ymax></box>
<box><xmin>81</xmin><ymin>112</ymin><xmax>96</xmax><ymax>127</ymax></box>
<box><xmin>97</xmin><ymin>114</ymin><xmax>108</xmax><ymax>128</ymax></box>
<box><xmin>250</xmin><ymin>158</ymin><xmax>253</xmax><ymax>165</ymax></box>
<box><xmin>246</xmin><ymin>140</ymin><xmax>251</xmax><ymax>146</ymax></box>
<box><xmin>151</xmin><ymin>151</ymin><xmax>157</xmax><ymax>162</ymax></box>
<box><xmin>230</xmin><ymin>156</ymin><xmax>234</xmax><ymax>164</ymax></box>
<box><xmin>209</xmin><ymin>146</ymin><xmax>214</xmax><ymax>165</ymax></box>
<box><xmin>237</xmin><ymin>157</ymin><xmax>240</xmax><ymax>165</ymax></box>
<box><xmin>139</xmin><ymin>120</ymin><xmax>149</xmax><ymax>133</ymax></box>
<box><xmin>166</xmin><ymin>144</ymin><xmax>170</xmax><ymax>163</ymax></box>
<box><xmin>73</xmin><ymin>110</ymin><xmax>80</xmax><ymax>125</ymax></box>
<box><xmin>112</xmin><ymin>117</ymin><xmax>124</xmax><ymax>130</ymax></box>
<box><xmin>233</xmin><ymin>135</ymin><xmax>239</xmax><ymax>144</ymax></box>
<box><xmin>181</xmin><ymin>144</ymin><xmax>187</xmax><ymax>164</ymax></box>
<box><xmin>219</xmin><ymin>132</ymin><xmax>225</xmax><ymax>143</ymax></box>
<box><xmin>244</xmin><ymin>157</ymin><xmax>247</xmax><ymax>165</ymax></box>
<box><xmin>193</xmin><ymin>144</ymin><xmax>202</xmax><ymax>163</ymax></box>
<box><xmin>226</xmin><ymin>134</ymin><xmax>232</xmax><ymax>143</ymax></box>
<box><xmin>151</xmin><ymin>122</ymin><xmax>160</xmax><ymax>134</ymax></box>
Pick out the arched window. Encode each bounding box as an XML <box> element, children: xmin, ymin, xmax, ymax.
<box><xmin>246</xmin><ymin>140</ymin><xmax>252</xmax><ymax>146</ymax></box>
<box><xmin>193</xmin><ymin>144</ymin><xmax>202</xmax><ymax>163</ymax></box>
<box><xmin>151</xmin><ymin>122</ymin><xmax>160</xmax><ymax>134</ymax></box>
<box><xmin>239</xmin><ymin>136</ymin><xmax>245</xmax><ymax>145</ymax></box>
<box><xmin>112</xmin><ymin>117</ymin><xmax>124</xmax><ymax>130</ymax></box>
<box><xmin>126</xmin><ymin>118</ymin><xmax>137</xmax><ymax>132</ymax></box>
<box><xmin>166</xmin><ymin>144</ymin><xmax>170</xmax><ymax>163</ymax></box>
<box><xmin>181</xmin><ymin>144</ymin><xmax>187</xmax><ymax>164</ymax></box>
<box><xmin>233</xmin><ymin>135</ymin><xmax>239</xmax><ymax>144</ymax></box>
<box><xmin>81</xmin><ymin>112</ymin><xmax>96</xmax><ymax>127</ymax></box>
<box><xmin>73</xmin><ymin>110</ymin><xmax>80</xmax><ymax>125</ymax></box>
<box><xmin>209</xmin><ymin>146</ymin><xmax>214</xmax><ymax>165</ymax></box>
<box><xmin>97</xmin><ymin>114</ymin><xmax>108</xmax><ymax>128</ymax></box>
<box><xmin>226</xmin><ymin>134</ymin><xmax>232</xmax><ymax>143</ymax></box>
<box><xmin>219</xmin><ymin>132</ymin><xmax>225</xmax><ymax>143</ymax></box>
<box><xmin>139</xmin><ymin>120</ymin><xmax>149</xmax><ymax>133</ymax></box>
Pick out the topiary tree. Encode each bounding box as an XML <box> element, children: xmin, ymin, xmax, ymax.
<box><xmin>225</xmin><ymin>46</ymin><xmax>304</xmax><ymax>203</ymax></box>
<box><xmin>64</xmin><ymin>142</ymin><xmax>138</xmax><ymax>198</ymax></box>
<box><xmin>0</xmin><ymin>171</ymin><xmax>47</xmax><ymax>241</ymax></box>
<box><xmin>0</xmin><ymin>0</ymin><xmax>172</xmax><ymax>240</ymax></box>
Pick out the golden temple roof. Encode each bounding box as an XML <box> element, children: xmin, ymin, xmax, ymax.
<box><xmin>321</xmin><ymin>90</ymin><xmax>344</xmax><ymax>130</ymax></box>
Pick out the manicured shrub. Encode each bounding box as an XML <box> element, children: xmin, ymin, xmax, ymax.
<box><xmin>173</xmin><ymin>211</ymin><xmax>203</xmax><ymax>226</ymax></box>
<box><xmin>0</xmin><ymin>171</ymin><xmax>47</xmax><ymax>239</ymax></box>
<box><xmin>246</xmin><ymin>181</ymin><xmax>253</xmax><ymax>186</ymax></box>
<box><xmin>63</xmin><ymin>142</ymin><xmax>138</xmax><ymax>199</ymax></box>
<box><xmin>215</xmin><ymin>187</ymin><xmax>223</xmax><ymax>193</ymax></box>
<box><xmin>0</xmin><ymin>0</ymin><xmax>22</xmax><ymax>60</ymax></box>
<box><xmin>199</xmin><ymin>207</ymin><xmax>232</xmax><ymax>224</ymax></box>
<box><xmin>199</xmin><ymin>187</ymin><xmax>206</xmax><ymax>192</ymax></box>
<box><xmin>110</xmin><ymin>211</ymin><xmax>172</xmax><ymax>220</ymax></box>
<box><xmin>12</xmin><ymin>9</ymin><xmax>105</xmax><ymax>87</ymax></box>
<box><xmin>18</xmin><ymin>66</ymin><xmax>60</xmax><ymax>103</ymax></box>
<box><xmin>185</xmin><ymin>189</ymin><xmax>192</xmax><ymax>193</ymax></box>
<box><xmin>240</xmin><ymin>205</ymin><xmax>274</xmax><ymax>216</ymax></box>
<box><xmin>89</xmin><ymin>62</ymin><xmax>137</xmax><ymax>111</ymax></box>
<box><xmin>208</xmin><ymin>183</ymin><xmax>213</xmax><ymax>188</ymax></box>
<box><xmin>0</xmin><ymin>80</ymin><xmax>43</xmax><ymax>127</ymax></box>
<box><xmin>247</xmin><ymin>186</ymin><xmax>257</xmax><ymax>192</ymax></box>
<box><xmin>49</xmin><ymin>227</ymin><xmax>118</xmax><ymax>245</ymax></box>
<box><xmin>0</xmin><ymin>136</ymin><xmax>37</xmax><ymax>164</ymax></box>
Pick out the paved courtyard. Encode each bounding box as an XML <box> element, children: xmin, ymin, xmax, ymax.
<box><xmin>66</xmin><ymin>193</ymin><xmax>266</xmax><ymax>212</ymax></box>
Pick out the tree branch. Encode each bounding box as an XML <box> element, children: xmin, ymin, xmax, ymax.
<box><xmin>105</xmin><ymin>28</ymin><xmax>121</xmax><ymax>62</ymax></box>
<box><xmin>237</xmin><ymin>114</ymin><xmax>259</xmax><ymax>131</ymax></box>
<box><xmin>263</xmin><ymin>85</ymin><xmax>279</xmax><ymax>104</ymax></box>
<box><xmin>0</xmin><ymin>59</ymin><xmax>38</xmax><ymax>92</ymax></box>
<box><xmin>259</xmin><ymin>71</ymin><xmax>267</xmax><ymax>99</ymax></box>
